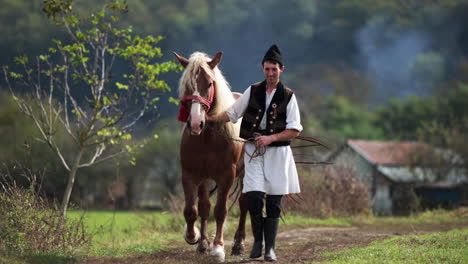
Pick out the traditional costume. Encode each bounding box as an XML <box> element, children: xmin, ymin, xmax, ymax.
<box><xmin>227</xmin><ymin>45</ymin><xmax>302</xmax><ymax>261</ymax></box>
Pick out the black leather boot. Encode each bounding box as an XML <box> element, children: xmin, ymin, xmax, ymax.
<box><xmin>249</xmin><ymin>214</ymin><xmax>264</xmax><ymax>258</ymax></box>
<box><xmin>264</xmin><ymin>217</ymin><xmax>279</xmax><ymax>261</ymax></box>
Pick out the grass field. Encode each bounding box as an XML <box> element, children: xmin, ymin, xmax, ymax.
<box><xmin>1</xmin><ymin>208</ymin><xmax>467</xmax><ymax>264</ymax></box>
<box><xmin>68</xmin><ymin>210</ymin><xmax>185</xmax><ymax>256</ymax></box>
<box><xmin>320</xmin><ymin>229</ymin><xmax>468</xmax><ymax>264</ymax></box>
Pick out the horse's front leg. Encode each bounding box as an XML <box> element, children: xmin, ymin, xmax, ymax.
<box><xmin>210</xmin><ymin>166</ymin><xmax>235</xmax><ymax>262</ymax></box>
<box><xmin>197</xmin><ymin>181</ymin><xmax>211</xmax><ymax>253</ymax></box>
<box><xmin>231</xmin><ymin>192</ymin><xmax>248</xmax><ymax>255</ymax></box>
<box><xmin>182</xmin><ymin>171</ymin><xmax>200</xmax><ymax>245</ymax></box>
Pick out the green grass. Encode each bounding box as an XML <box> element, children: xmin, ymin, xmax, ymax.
<box><xmin>350</xmin><ymin>208</ymin><xmax>468</xmax><ymax>225</ymax></box>
<box><xmin>2</xmin><ymin>208</ymin><xmax>466</xmax><ymax>264</ymax></box>
<box><xmin>286</xmin><ymin>207</ymin><xmax>468</xmax><ymax>227</ymax></box>
<box><xmin>67</xmin><ymin>210</ymin><xmax>185</xmax><ymax>257</ymax></box>
<box><xmin>68</xmin><ymin>208</ymin><xmax>467</xmax><ymax>257</ymax></box>
<box><xmin>320</xmin><ymin>229</ymin><xmax>468</xmax><ymax>264</ymax></box>
<box><xmin>0</xmin><ymin>210</ymin><xmax>186</xmax><ymax>264</ymax></box>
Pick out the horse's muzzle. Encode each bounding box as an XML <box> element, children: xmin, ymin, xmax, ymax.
<box><xmin>189</xmin><ymin>120</ymin><xmax>205</xmax><ymax>135</ymax></box>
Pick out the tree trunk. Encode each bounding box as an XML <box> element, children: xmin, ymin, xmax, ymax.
<box><xmin>61</xmin><ymin>150</ymin><xmax>83</xmax><ymax>216</ymax></box>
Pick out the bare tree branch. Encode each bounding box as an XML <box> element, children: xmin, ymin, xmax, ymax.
<box><xmin>78</xmin><ymin>149</ymin><xmax>125</xmax><ymax>168</ymax></box>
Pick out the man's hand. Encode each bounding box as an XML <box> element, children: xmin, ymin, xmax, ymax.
<box><xmin>254</xmin><ymin>129</ymin><xmax>300</xmax><ymax>147</ymax></box>
<box><xmin>255</xmin><ymin>135</ymin><xmax>274</xmax><ymax>147</ymax></box>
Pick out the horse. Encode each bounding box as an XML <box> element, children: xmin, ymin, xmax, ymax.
<box><xmin>174</xmin><ymin>51</ymin><xmax>248</xmax><ymax>262</ymax></box>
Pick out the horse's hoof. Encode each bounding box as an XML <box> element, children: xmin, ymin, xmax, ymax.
<box><xmin>210</xmin><ymin>245</ymin><xmax>226</xmax><ymax>262</ymax></box>
<box><xmin>197</xmin><ymin>239</ymin><xmax>210</xmax><ymax>254</ymax></box>
<box><xmin>231</xmin><ymin>243</ymin><xmax>245</xmax><ymax>256</ymax></box>
<box><xmin>184</xmin><ymin>226</ymin><xmax>200</xmax><ymax>245</ymax></box>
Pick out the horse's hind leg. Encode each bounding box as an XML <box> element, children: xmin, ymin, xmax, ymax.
<box><xmin>231</xmin><ymin>192</ymin><xmax>247</xmax><ymax>255</ymax></box>
<box><xmin>196</xmin><ymin>181</ymin><xmax>211</xmax><ymax>253</ymax></box>
<box><xmin>183</xmin><ymin>172</ymin><xmax>200</xmax><ymax>245</ymax></box>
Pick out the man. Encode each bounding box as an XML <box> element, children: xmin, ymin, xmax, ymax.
<box><xmin>208</xmin><ymin>44</ymin><xmax>302</xmax><ymax>262</ymax></box>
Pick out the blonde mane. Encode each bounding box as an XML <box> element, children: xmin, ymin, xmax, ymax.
<box><xmin>178</xmin><ymin>52</ymin><xmax>240</xmax><ymax>137</ymax></box>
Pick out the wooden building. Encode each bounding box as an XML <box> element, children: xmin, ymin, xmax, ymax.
<box><xmin>328</xmin><ymin>139</ymin><xmax>467</xmax><ymax>215</ymax></box>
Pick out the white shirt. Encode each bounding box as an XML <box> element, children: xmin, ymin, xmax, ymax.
<box><xmin>227</xmin><ymin>85</ymin><xmax>303</xmax><ymax>195</ymax></box>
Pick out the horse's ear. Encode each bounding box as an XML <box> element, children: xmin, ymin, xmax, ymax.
<box><xmin>208</xmin><ymin>52</ymin><xmax>223</xmax><ymax>69</ymax></box>
<box><xmin>174</xmin><ymin>52</ymin><xmax>189</xmax><ymax>68</ymax></box>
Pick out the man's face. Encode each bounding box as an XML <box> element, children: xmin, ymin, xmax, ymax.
<box><xmin>262</xmin><ymin>61</ymin><xmax>284</xmax><ymax>86</ymax></box>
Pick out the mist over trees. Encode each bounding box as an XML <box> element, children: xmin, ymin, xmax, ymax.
<box><xmin>1</xmin><ymin>0</ymin><xmax>468</xmax><ymax>208</ymax></box>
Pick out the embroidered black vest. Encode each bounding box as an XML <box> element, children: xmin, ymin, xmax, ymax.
<box><xmin>240</xmin><ymin>80</ymin><xmax>294</xmax><ymax>146</ymax></box>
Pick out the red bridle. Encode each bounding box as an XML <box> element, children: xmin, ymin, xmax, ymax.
<box><xmin>177</xmin><ymin>82</ymin><xmax>215</xmax><ymax>122</ymax></box>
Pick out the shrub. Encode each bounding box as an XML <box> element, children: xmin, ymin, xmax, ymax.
<box><xmin>0</xmin><ymin>168</ymin><xmax>90</xmax><ymax>256</ymax></box>
<box><xmin>284</xmin><ymin>165</ymin><xmax>370</xmax><ymax>218</ymax></box>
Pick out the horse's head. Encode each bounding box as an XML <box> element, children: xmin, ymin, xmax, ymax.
<box><xmin>175</xmin><ymin>52</ymin><xmax>223</xmax><ymax>135</ymax></box>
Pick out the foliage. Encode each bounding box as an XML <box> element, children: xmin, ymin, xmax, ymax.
<box><xmin>415</xmin><ymin>85</ymin><xmax>468</xmax><ymax>172</ymax></box>
<box><xmin>285</xmin><ymin>165</ymin><xmax>370</xmax><ymax>218</ymax></box>
<box><xmin>0</xmin><ymin>166</ymin><xmax>89</xmax><ymax>256</ymax></box>
<box><xmin>321</xmin><ymin>229</ymin><xmax>468</xmax><ymax>264</ymax></box>
<box><xmin>0</xmin><ymin>93</ymin><xmax>74</xmax><ymax>199</ymax></box>
<box><xmin>2</xmin><ymin>0</ymin><xmax>468</xmax><ymax>100</ymax></box>
<box><xmin>286</xmin><ymin>63</ymin><xmax>374</xmax><ymax>107</ymax></box>
<box><xmin>2</xmin><ymin>0</ymin><xmax>180</xmax><ymax>214</ymax></box>
<box><xmin>374</xmin><ymin>82</ymin><xmax>468</xmax><ymax>138</ymax></box>
<box><xmin>121</xmin><ymin>119</ymin><xmax>182</xmax><ymax>209</ymax></box>
<box><xmin>375</xmin><ymin>95</ymin><xmax>440</xmax><ymax>139</ymax></box>
<box><xmin>374</xmin><ymin>83</ymin><xmax>468</xmax><ymax>173</ymax></box>
<box><xmin>321</xmin><ymin>95</ymin><xmax>383</xmax><ymax>140</ymax></box>
<box><xmin>2</xmin><ymin>0</ymin><xmax>468</xmax><ymax>210</ymax></box>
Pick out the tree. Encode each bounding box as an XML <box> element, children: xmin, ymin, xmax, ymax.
<box><xmin>417</xmin><ymin>83</ymin><xmax>468</xmax><ymax>172</ymax></box>
<box><xmin>2</xmin><ymin>0</ymin><xmax>180</xmax><ymax>215</ymax></box>
<box><xmin>375</xmin><ymin>95</ymin><xmax>439</xmax><ymax>140</ymax></box>
<box><xmin>321</xmin><ymin>95</ymin><xmax>383</xmax><ymax>139</ymax></box>
<box><xmin>111</xmin><ymin>119</ymin><xmax>183</xmax><ymax>209</ymax></box>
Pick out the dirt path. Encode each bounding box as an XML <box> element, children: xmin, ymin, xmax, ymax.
<box><xmin>80</xmin><ymin>222</ymin><xmax>467</xmax><ymax>264</ymax></box>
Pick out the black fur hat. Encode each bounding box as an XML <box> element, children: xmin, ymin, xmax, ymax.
<box><xmin>262</xmin><ymin>44</ymin><xmax>283</xmax><ymax>66</ymax></box>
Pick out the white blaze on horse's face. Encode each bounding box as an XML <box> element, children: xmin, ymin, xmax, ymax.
<box><xmin>189</xmin><ymin>88</ymin><xmax>206</xmax><ymax>135</ymax></box>
<box><xmin>174</xmin><ymin>51</ymin><xmax>223</xmax><ymax>136</ymax></box>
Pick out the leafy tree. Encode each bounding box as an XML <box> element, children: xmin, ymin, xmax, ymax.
<box><xmin>415</xmin><ymin>84</ymin><xmax>468</xmax><ymax>179</ymax></box>
<box><xmin>321</xmin><ymin>95</ymin><xmax>383</xmax><ymax>139</ymax></box>
<box><xmin>121</xmin><ymin>119</ymin><xmax>182</xmax><ymax>208</ymax></box>
<box><xmin>285</xmin><ymin>62</ymin><xmax>373</xmax><ymax>108</ymax></box>
<box><xmin>0</xmin><ymin>93</ymin><xmax>71</xmax><ymax>192</ymax></box>
<box><xmin>375</xmin><ymin>95</ymin><xmax>440</xmax><ymax>140</ymax></box>
<box><xmin>374</xmin><ymin>82</ymin><xmax>468</xmax><ymax>140</ymax></box>
<box><xmin>2</xmin><ymin>0</ymin><xmax>180</xmax><ymax>215</ymax></box>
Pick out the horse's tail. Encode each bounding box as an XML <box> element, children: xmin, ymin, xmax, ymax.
<box><xmin>209</xmin><ymin>185</ymin><xmax>217</xmax><ymax>197</ymax></box>
<box><xmin>209</xmin><ymin>152</ymin><xmax>244</xmax><ymax>209</ymax></box>
<box><xmin>228</xmin><ymin>152</ymin><xmax>244</xmax><ymax>212</ymax></box>
<box><xmin>208</xmin><ymin>170</ymin><xmax>243</xmax><ymax>199</ymax></box>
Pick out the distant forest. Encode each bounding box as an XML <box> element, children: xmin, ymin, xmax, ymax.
<box><xmin>1</xmin><ymin>0</ymin><xmax>467</xmax><ymax>208</ymax></box>
<box><xmin>2</xmin><ymin>0</ymin><xmax>468</xmax><ymax>101</ymax></box>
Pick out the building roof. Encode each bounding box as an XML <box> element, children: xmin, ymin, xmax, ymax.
<box><xmin>326</xmin><ymin>139</ymin><xmax>467</xmax><ymax>185</ymax></box>
<box><xmin>377</xmin><ymin>165</ymin><xmax>468</xmax><ymax>187</ymax></box>
<box><xmin>347</xmin><ymin>139</ymin><xmax>432</xmax><ymax>166</ymax></box>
